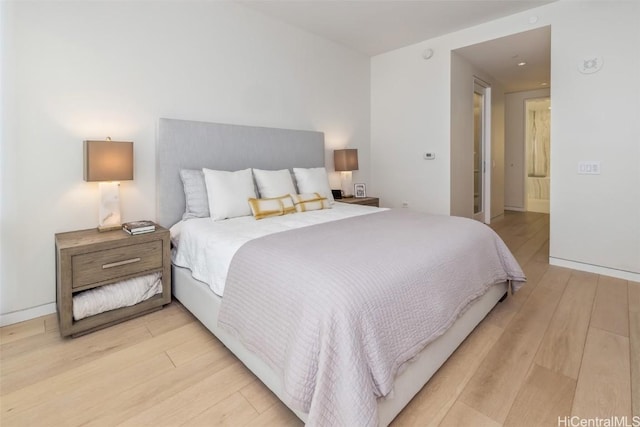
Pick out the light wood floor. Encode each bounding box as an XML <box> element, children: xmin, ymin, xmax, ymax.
<box><xmin>1</xmin><ymin>211</ymin><xmax>638</xmax><ymax>426</ymax></box>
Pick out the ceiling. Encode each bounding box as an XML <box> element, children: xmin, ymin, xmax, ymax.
<box><xmin>240</xmin><ymin>0</ymin><xmax>553</xmax><ymax>92</ymax></box>
<box><xmin>454</xmin><ymin>26</ymin><xmax>551</xmax><ymax>93</ymax></box>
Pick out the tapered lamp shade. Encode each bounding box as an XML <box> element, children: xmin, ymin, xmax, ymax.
<box><xmin>84</xmin><ymin>140</ymin><xmax>134</xmax><ymax>182</ymax></box>
<box><xmin>334</xmin><ymin>149</ymin><xmax>359</xmax><ymax>172</ymax></box>
<box><xmin>83</xmin><ymin>140</ymin><xmax>133</xmax><ymax>232</ymax></box>
<box><xmin>334</xmin><ymin>149</ymin><xmax>358</xmax><ymax>197</ymax></box>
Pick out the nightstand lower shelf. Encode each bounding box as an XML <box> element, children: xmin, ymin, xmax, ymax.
<box><xmin>64</xmin><ymin>294</ymin><xmax>167</xmax><ymax>337</ymax></box>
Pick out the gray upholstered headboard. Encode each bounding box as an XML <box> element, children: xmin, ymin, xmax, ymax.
<box><xmin>156</xmin><ymin>118</ymin><xmax>325</xmax><ymax>228</ymax></box>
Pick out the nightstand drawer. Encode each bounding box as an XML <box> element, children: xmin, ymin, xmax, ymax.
<box><xmin>72</xmin><ymin>240</ymin><xmax>163</xmax><ymax>288</ymax></box>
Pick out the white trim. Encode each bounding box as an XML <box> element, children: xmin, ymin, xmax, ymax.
<box><xmin>484</xmin><ymin>87</ymin><xmax>492</xmax><ymax>224</ymax></box>
<box><xmin>504</xmin><ymin>206</ymin><xmax>526</xmax><ymax>212</ymax></box>
<box><xmin>0</xmin><ymin>302</ymin><xmax>56</xmax><ymax>327</ymax></box>
<box><xmin>527</xmin><ymin>198</ymin><xmax>550</xmax><ymax>214</ymax></box>
<box><xmin>473</xmin><ymin>78</ymin><xmax>491</xmax><ymax>224</ymax></box>
<box><xmin>549</xmin><ymin>257</ymin><xmax>640</xmax><ymax>282</ymax></box>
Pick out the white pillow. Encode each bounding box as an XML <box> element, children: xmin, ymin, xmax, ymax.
<box><xmin>203</xmin><ymin>168</ymin><xmax>257</xmax><ymax>221</ymax></box>
<box><xmin>293</xmin><ymin>167</ymin><xmax>334</xmax><ymax>204</ymax></box>
<box><xmin>179</xmin><ymin>169</ymin><xmax>210</xmax><ymax>220</ymax></box>
<box><xmin>252</xmin><ymin>169</ymin><xmax>296</xmax><ymax>198</ymax></box>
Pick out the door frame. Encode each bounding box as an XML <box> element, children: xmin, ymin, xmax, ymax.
<box><xmin>473</xmin><ymin>77</ymin><xmax>491</xmax><ymax>223</ymax></box>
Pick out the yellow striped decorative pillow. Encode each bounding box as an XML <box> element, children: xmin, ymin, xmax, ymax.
<box><xmin>248</xmin><ymin>195</ymin><xmax>296</xmax><ymax>220</ymax></box>
<box><xmin>292</xmin><ymin>193</ymin><xmax>331</xmax><ymax>212</ymax></box>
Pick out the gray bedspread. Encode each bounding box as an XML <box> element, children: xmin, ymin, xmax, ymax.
<box><xmin>217</xmin><ymin>210</ymin><xmax>525</xmax><ymax>426</ymax></box>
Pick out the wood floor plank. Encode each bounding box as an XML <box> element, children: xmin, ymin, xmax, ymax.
<box><xmin>513</xmin><ymin>231</ymin><xmax>549</xmax><ymax>267</ymax></box>
<box><xmin>509</xmin><ymin>259</ymin><xmax>549</xmax><ymax>309</ymax></box>
<box><xmin>164</xmin><ymin>325</ymin><xmax>220</xmax><ymax>367</ymax></box>
<box><xmin>0</xmin><ymin>322</ymin><xmax>153</xmax><ymax>395</ymax></box>
<box><xmin>240</xmin><ymin>380</ymin><xmax>280</xmax><ymax>414</ymax></box>
<box><xmin>533</xmin><ymin>239</ymin><xmax>550</xmax><ymax>263</ymax></box>
<box><xmin>503</xmin><ymin>364</ymin><xmax>576</xmax><ymax>427</ymax></box>
<box><xmin>2</xmin><ymin>352</ymin><xmax>175</xmax><ymax>426</ymax></box>
<box><xmin>118</xmin><ymin>361</ymin><xmax>256</xmax><ymax>426</ymax></box>
<box><xmin>483</xmin><ymin>296</ymin><xmax>519</xmax><ymax>329</ymax></box>
<box><xmin>391</xmin><ymin>320</ymin><xmax>503</xmax><ymax>426</ymax></box>
<box><xmin>536</xmin><ymin>265</ymin><xmax>572</xmax><ymax>292</ymax></box>
<box><xmin>0</xmin><ymin>317</ymin><xmax>45</xmax><ymax>345</ymax></box>
<box><xmin>630</xmin><ymin>281</ymin><xmax>640</xmax><ymax>417</ymax></box>
<box><xmin>494</xmin><ymin>213</ymin><xmax>548</xmax><ymax>253</ymax></box>
<box><xmin>1</xmin><ymin>322</ymin><xmax>202</xmax><ymax>416</ymax></box>
<box><xmin>178</xmin><ymin>391</ymin><xmax>259</xmax><ymax>427</ymax></box>
<box><xmin>80</xmin><ymin>344</ymin><xmax>237</xmax><ymax>426</ymax></box>
<box><xmin>591</xmin><ymin>276</ymin><xmax>629</xmax><ymax>337</ymax></box>
<box><xmin>534</xmin><ymin>270</ymin><xmax>597</xmax><ymax>379</ymax></box>
<box><xmin>144</xmin><ymin>301</ymin><xmax>194</xmax><ymax>336</ymax></box>
<box><xmin>459</xmin><ymin>282</ymin><xmax>563</xmax><ymax>423</ymax></box>
<box><xmin>43</xmin><ymin>313</ymin><xmax>59</xmax><ymax>332</ymax></box>
<box><xmin>572</xmin><ymin>327</ymin><xmax>632</xmax><ymax>419</ymax></box>
<box><xmin>630</xmin><ymin>281</ymin><xmax>640</xmax><ymax>313</ymax></box>
<box><xmin>630</xmin><ymin>309</ymin><xmax>640</xmax><ymax>418</ymax></box>
<box><xmin>243</xmin><ymin>401</ymin><xmax>303</xmax><ymax>427</ymax></box>
<box><xmin>439</xmin><ymin>401</ymin><xmax>501</xmax><ymax>427</ymax></box>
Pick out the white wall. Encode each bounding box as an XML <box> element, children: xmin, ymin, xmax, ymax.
<box><xmin>450</xmin><ymin>52</ymin><xmax>505</xmax><ymax>220</ymax></box>
<box><xmin>504</xmin><ymin>88</ymin><xmax>551</xmax><ymax>210</ymax></box>
<box><xmin>371</xmin><ymin>1</ymin><xmax>640</xmax><ymax>279</ymax></box>
<box><xmin>549</xmin><ymin>1</ymin><xmax>640</xmax><ymax>277</ymax></box>
<box><xmin>370</xmin><ymin>43</ymin><xmax>451</xmax><ymax>213</ymax></box>
<box><xmin>0</xmin><ymin>1</ymin><xmax>371</xmax><ymax>319</ymax></box>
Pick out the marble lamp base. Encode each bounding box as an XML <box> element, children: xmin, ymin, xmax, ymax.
<box><xmin>98</xmin><ymin>182</ymin><xmax>122</xmax><ymax>232</ymax></box>
<box><xmin>340</xmin><ymin>171</ymin><xmax>354</xmax><ymax>197</ymax></box>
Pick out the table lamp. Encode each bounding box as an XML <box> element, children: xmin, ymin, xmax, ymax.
<box><xmin>334</xmin><ymin>149</ymin><xmax>358</xmax><ymax>197</ymax></box>
<box><xmin>84</xmin><ymin>138</ymin><xmax>133</xmax><ymax>232</ymax></box>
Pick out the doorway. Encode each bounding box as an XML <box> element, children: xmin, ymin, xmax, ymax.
<box><xmin>525</xmin><ymin>97</ymin><xmax>551</xmax><ymax>213</ymax></box>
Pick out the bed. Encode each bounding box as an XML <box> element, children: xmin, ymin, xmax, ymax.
<box><xmin>156</xmin><ymin>118</ymin><xmax>525</xmax><ymax>426</ymax></box>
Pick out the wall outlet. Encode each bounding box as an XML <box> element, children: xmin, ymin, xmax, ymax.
<box><xmin>401</xmin><ymin>201</ymin><xmax>409</xmax><ymax>208</ymax></box>
<box><xmin>578</xmin><ymin>161</ymin><xmax>601</xmax><ymax>175</ymax></box>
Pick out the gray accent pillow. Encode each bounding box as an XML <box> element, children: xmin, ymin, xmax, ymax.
<box><xmin>180</xmin><ymin>169</ymin><xmax>210</xmax><ymax>220</ymax></box>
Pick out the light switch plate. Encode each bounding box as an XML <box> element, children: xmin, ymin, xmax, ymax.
<box><xmin>578</xmin><ymin>161</ymin><xmax>601</xmax><ymax>175</ymax></box>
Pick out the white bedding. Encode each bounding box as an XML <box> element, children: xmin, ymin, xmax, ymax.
<box><xmin>72</xmin><ymin>272</ymin><xmax>163</xmax><ymax>320</ymax></box>
<box><xmin>171</xmin><ymin>202</ymin><xmax>384</xmax><ymax>296</ymax></box>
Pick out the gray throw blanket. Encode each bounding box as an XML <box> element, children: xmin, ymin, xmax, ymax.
<box><xmin>218</xmin><ymin>210</ymin><xmax>525</xmax><ymax>426</ymax></box>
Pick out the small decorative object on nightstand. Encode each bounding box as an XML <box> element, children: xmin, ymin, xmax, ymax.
<box><xmin>354</xmin><ymin>183</ymin><xmax>366</xmax><ymax>198</ymax></box>
<box><xmin>339</xmin><ymin>196</ymin><xmax>379</xmax><ymax>207</ymax></box>
<box><xmin>55</xmin><ymin>225</ymin><xmax>171</xmax><ymax>337</ymax></box>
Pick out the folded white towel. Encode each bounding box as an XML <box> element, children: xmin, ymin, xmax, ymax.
<box><xmin>72</xmin><ymin>272</ymin><xmax>163</xmax><ymax>321</ymax></box>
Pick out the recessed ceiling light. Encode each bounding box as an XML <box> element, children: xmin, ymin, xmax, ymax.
<box><xmin>518</xmin><ymin>61</ymin><xmax>527</xmax><ymax>67</ymax></box>
<box><xmin>541</xmin><ymin>82</ymin><xmax>548</xmax><ymax>86</ymax></box>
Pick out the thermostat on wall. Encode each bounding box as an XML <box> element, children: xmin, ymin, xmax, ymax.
<box><xmin>423</xmin><ymin>152</ymin><xmax>436</xmax><ymax>160</ymax></box>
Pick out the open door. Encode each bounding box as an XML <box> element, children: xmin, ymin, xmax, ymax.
<box><xmin>473</xmin><ymin>79</ymin><xmax>491</xmax><ymax>223</ymax></box>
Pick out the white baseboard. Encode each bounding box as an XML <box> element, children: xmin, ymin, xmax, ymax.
<box><xmin>527</xmin><ymin>199</ymin><xmax>550</xmax><ymax>214</ymax></box>
<box><xmin>549</xmin><ymin>257</ymin><xmax>640</xmax><ymax>282</ymax></box>
<box><xmin>0</xmin><ymin>302</ymin><xmax>56</xmax><ymax>327</ymax></box>
<box><xmin>504</xmin><ymin>206</ymin><xmax>526</xmax><ymax>212</ymax></box>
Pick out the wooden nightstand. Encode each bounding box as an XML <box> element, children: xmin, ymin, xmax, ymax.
<box><xmin>338</xmin><ymin>196</ymin><xmax>380</xmax><ymax>207</ymax></box>
<box><xmin>55</xmin><ymin>225</ymin><xmax>171</xmax><ymax>337</ymax></box>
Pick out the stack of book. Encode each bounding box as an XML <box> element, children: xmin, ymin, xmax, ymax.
<box><xmin>122</xmin><ymin>220</ymin><xmax>156</xmax><ymax>235</ymax></box>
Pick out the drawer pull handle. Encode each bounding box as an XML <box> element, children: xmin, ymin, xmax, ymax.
<box><xmin>102</xmin><ymin>258</ymin><xmax>141</xmax><ymax>269</ymax></box>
